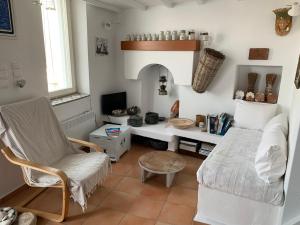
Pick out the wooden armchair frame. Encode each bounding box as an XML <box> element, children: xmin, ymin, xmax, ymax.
<box><xmin>0</xmin><ymin>138</ymin><xmax>103</xmax><ymax>223</ymax></box>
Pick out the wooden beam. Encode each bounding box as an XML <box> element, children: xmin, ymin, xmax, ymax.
<box><xmin>125</xmin><ymin>0</ymin><xmax>148</xmax><ymax>10</ymax></box>
<box><xmin>84</xmin><ymin>0</ymin><xmax>121</xmax><ymax>13</ymax></box>
<box><xmin>161</xmin><ymin>0</ymin><xmax>175</xmax><ymax>8</ymax></box>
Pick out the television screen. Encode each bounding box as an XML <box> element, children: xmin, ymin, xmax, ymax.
<box><xmin>101</xmin><ymin>92</ymin><xmax>127</xmax><ymax>115</ymax></box>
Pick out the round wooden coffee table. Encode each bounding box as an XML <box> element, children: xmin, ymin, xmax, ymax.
<box><xmin>138</xmin><ymin>151</ymin><xmax>186</xmax><ymax>188</ymax></box>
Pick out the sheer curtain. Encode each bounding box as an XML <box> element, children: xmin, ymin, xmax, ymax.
<box><xmin>41</xmin><ymin>0</ymin><xmax>74</xmax><ymax>94</ymax></box>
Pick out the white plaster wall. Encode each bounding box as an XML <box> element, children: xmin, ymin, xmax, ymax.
<box><xmin>86</xmin><ymin>5</ymin><xmax>120</xmax><ymax>124</ymax></box>
<box><xmin>0</xmin><ymin>0</ymin><xmax>48</xmax><ymax>198</ymax></box>
<box><xmin>282</xmin><ymin>87</ymin><xmax>300</xmax><ymax>225</ymax></box>
<box><xmin>71</xmin><ymin>0</ymin><xmax>90</xmax><ymax>94</ymax></box>
<box><xmin>115</xmin><ymin>0</ymin><xmax>300</xmax><ymax>118</ymax></box>
<box><xmin>139</xmin><ymin>66</ymin><xmax>179</xmax><ymax>117</ymax></box>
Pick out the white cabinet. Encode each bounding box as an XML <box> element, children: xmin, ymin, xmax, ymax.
<box><xmin>89</xmin><ymin>124</ymin><xmax>131</xmax><ymax>161</ymax></box>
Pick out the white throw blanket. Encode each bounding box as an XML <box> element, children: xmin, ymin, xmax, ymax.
<box><xmin>0</xmin><ymin>97</ymin><xmax>110</xmax><ymax>210</ymax></box>
<box><xmin>197</xmin><ymin>127</ymin><xmax>284</xmax><ymax>206</ymax></box>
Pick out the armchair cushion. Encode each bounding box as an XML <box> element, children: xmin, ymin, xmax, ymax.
<box><xmin>36</xmin><ymin>152</ymin><xmax>110</xmax><ymax>209</ymax></box>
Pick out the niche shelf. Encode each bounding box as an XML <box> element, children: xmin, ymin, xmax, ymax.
<box><xmin>121</xmin><ymin>40</ymin><xmax>201</xmax><ymax>51</ymax></box>
<box><xmin>234</xmin><ymin>65</ymin><xmax>283</xmax><ymax>103</ymax></box>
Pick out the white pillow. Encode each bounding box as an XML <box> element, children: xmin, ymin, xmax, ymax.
<box><xmin>255</xmin><ymin>125</ymin><xmax>287</xmax><ymax>183</ymax></box>
<box><xmin>234</xmin><ymin>100</ymin><xmax>277</xmax><ymax>130</ymax></box>
<box><xmin>264</xmin><ymin>113</ymin><xmax>288</xmax><ymax>137</ymax></box>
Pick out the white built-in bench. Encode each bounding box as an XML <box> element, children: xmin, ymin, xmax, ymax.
<box><xmin>105</xmin><ymin>116</ymin><xmax>222</xmax><ymax>151</ymax></box>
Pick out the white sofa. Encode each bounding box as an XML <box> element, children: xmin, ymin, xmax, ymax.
<box><xmin>194</xmin><ymin>127</ymin><xmax>284</xmax><ymax>225</ymax></box>
<box><xmin>194</xmin><ymin>101</ymin><xmax>288</xmax><ymax>225</ymax></box>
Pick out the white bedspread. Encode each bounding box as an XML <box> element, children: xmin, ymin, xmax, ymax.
<box><xmin>197</xmin><ymin>127</ymin><xmax>284</xmax><ymax>206</ymax></box>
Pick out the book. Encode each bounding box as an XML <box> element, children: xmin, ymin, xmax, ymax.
<box><xmin>105</xmin><ymin>128</ymin><xmax>121</xmax><ymax>137</ymax></box>
<box><xmin>208</xmin><ymin>115</ymin><xmax>218</xmax><ymax>134</ymax></box>
<box><xmin>179</xmin><ymin>143</ymin><xmax>197</xmax><ymax>152</ymax></box>
<box><xmin>199</xmin><ymin>149</ymin><xmax>211</xmax><ymax>156</ymax></box>
<box><xmin>201</xmin><ymin>142</ymin><xmax>215</xmax><ymax>151</ymax></box>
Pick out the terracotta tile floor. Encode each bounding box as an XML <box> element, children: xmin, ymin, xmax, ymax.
<box><xmin>1</xmin><ymin>144</ymin><xmax>208</xmax><ymax>225</ymax></box>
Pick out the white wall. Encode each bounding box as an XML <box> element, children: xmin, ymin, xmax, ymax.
<box><xmin>0</xmin><ymin>0</ymin><xmax>48</xmax><ymax>198</ymax></box>
<box><xmin>115</xmin><ymin>0</ymin><xmax>300</xmax><ymax>118</ymax></box>
<box><xmin>139</xmin><ymin>66</ymin><xmax>179</xmax><ymax>117</ymax></box>
<box><xmin>71</xmin><ymin>0</ymin><xmax>90</xmax><ymax>95</ymax></box>
<box><xmin>282</xmin><ymin>87</ymin><xmax>300</xmax><ymax>225</ymax></box>
<box><xmin>86</xmin><ymin>5</ymin><xmax>119</xmax><ymax>124</ymax></box>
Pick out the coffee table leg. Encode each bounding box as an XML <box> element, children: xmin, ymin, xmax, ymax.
<box><xmin>141</xmin><ymin>167</ymin><xmax>146</xmax><ymax>183</ymax></box>
<box><xmin>166</xmin><ymin>173</ymin><xmax>175</xmax><ymax>188</ymax></box>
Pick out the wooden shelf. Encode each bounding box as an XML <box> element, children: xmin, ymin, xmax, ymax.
<box><xmin>121</xmin><ymin>40</ymin><xmax>201</xmax><ymax>51</ymax></box>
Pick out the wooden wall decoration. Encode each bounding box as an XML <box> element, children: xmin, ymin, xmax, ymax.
<box><xmin>249</xmin><ymin>48</ymin><xmax>269</xmax><ymax>60</ymax></box>
<box><xmin>273</xmin><ymin>8</ymin><xmax>293</xmax><ymax>36</ymax></box>
<box><xmin>295</xmin><ymin>55</ymin><xmax>300</xmax><ymax>89</ymax></box>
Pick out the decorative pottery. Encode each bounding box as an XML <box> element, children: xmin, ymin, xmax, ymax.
<box><xmin>267</xmin><ymin>93</ymin><xmax>278</xmax><ymax>104</ymax></box>
<box><xmin>265</xmin><ymin>73</ymin><xmax>277</xmax><ymax>95</ymax></box>
<box><xmin>273</xmin><ymin>8</ymin><xmax>292</xmax><ymax>36</ymax></box>
<box><xmin>169</xmin><ymin>118</ymin><xmax>194</xmax><ymax>129</ymax></box>
<box><xmin>247</xmin><ymin>73</ymin><xmax>258</xmax><ymax>93</ymax></box>
<box><xmin>246</xmin><ymin>92</ymin><xmax>255</xmax><ymax>101</ymax></box>
<box><xmin>255</xmin><ymin>92</ymin><xmax>265</xmax><ymax>102</ymax></box>
<box><xmin>235</xmin><ymin>90</ymin><xmax>245</xmax><ymax>100</ymax></box>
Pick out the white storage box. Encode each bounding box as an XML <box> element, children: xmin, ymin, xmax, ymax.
<box><xmin>89</xmin><ymin>124</ymin><xmax>131</xmax><ymax>161</ymax></box>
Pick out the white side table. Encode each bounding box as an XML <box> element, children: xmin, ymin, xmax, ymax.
<box><xmin>89</xmin><ymin>124</ymin><xmax>131</xmax><ymax>161</ymax></box>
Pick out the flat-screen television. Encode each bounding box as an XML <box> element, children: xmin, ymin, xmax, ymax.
<box><xmin>101</xmin><ymin>92</ymin><xmax>127</xmax><ymax>115</ymax></box>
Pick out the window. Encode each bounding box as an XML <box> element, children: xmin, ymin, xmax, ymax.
<box><xmin>41</xmin><ymin>0</ymin><xmax>76</xmax><ymax>98</ymax></box>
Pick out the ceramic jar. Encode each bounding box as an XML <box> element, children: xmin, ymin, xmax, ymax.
<box><xmin>159</xmin><ymin>31</ymin><xmax>165</xmax><ymax>41</ymax></box>
<box><xmin>188</xmin><ymin>30</ymin><xmax>195</xmax><ymax>40</ymax></box>
<box><xmin>179</xmin><ymin>30</ymin><xmax>187</xmax><ymax>40</ymax></box>
<box><xmin>165</xmin><ymin>31</ymin><xmax>171</xmax><ymax>40</ymax></box>
<box><xmin>141</xmin><ymin>34</ymin><xmax>147</xmax><ymax>41</ymax></box>
<box><xmin>172</xmin><ymin>31</ymin><xmax>178</xmax><ymax>40</ymax></box>
<box><xmin>152</xmin><ymin>33</ymin><xmax>158</xmax><ymax>41</ymax></box>
<box><xmin>146</xmin><ymin>33</ymin><xmax>152</xmax><ymax>41</ymax></box>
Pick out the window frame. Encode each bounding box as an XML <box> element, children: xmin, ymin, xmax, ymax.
<box><xmin>42</xmin><ymin>0</ymin><xmax>77</xmax><ymax>99</ymax></box>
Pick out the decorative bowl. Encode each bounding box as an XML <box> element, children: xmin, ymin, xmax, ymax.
<box><xmin>169</xmin><ymin>118</ymin><xmax>195</xmax><ymax>129</ymax></box>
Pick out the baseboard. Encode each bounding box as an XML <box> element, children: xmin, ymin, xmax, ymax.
<box><xmin>0</xmin><ymin>184</ymin><xmax>28</xmax><ymax>205</ymax></box>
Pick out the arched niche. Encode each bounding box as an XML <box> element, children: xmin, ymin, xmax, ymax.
<box><xmin>137</xmin><ymin>64</ymin><xmax>179</xmax><ymax>118</ymax></box>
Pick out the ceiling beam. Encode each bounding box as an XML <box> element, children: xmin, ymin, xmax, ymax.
<box><xmin>161</xmin><ymin>0</ymin><xmax>175</xmax><ymax>8</ymax></box>
<box><xmin>85</xmin><ymin>0</ymin><xmax>120</xmax><ymax>13</ymax></box>
<box><xmin>124</xmin><ymin>0</ymin><xmax>148</xmax><ymax>10</ymax></box>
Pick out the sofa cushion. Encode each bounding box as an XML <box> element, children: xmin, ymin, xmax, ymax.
<box><xmin>234</xmin><ymin>100</ymin><xmax>277</xmax><ymax>131</ymax></box>
<box><xmin>255</xmin><ymin>125</ymin><xmax>287</xmax><ymax>184</ymax></box>
<box><xmin>264</xmin><ymin>113</ymin><xmax>288</xmax><ymax>137</ymax></box>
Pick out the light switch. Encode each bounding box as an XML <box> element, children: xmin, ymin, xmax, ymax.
<box><xmin>11</xmin><ymin>62</ymin><xmax>23</xmax><ymax>79</ymax></box>
<box><xmin>0</xmin><ymin>64</ymin><xmax>10</xmax><ymax>89</ymax></box>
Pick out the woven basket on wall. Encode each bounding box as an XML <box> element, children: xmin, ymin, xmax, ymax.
<box><xmin>192</xmin><ymin>48</ymin><xmax>225</xmax><ymax>93</ymax></box>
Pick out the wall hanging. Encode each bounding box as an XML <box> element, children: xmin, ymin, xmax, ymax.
<box><xmin>248</xmin><ymin>48</ymin><xmax>269</xmax><ymax>60</ymax></box>
<box><xmin>192</xmin><ymin>48</ymin><xmax>225</xmax><ymax>93</ymax></box>
<box><xmin>96</xmin><ymin>37</ymin><xmax>109</xmax><ymax>55</ymax></box>
<box><xmin>273</xmin><ymin>8</ymin><xmax>293</xmax><ymax>36</ymax></box>
<box><xmin>0</xmin><ymin>0</ymin><xmax>15</xmax><ymax>36</ymax></box>
<box><xmin>294</xmin><ymin>55</ymin><xmax>300</xmax><ymax>89</ymax></box>
<box><xmin>158</xmin><ymin>66</ymin><xmax>168</xmax><ymax>95</ymax></box>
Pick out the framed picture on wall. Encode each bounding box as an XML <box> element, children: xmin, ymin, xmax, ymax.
<box><xmin>96</xmin><ymin>37</ymin><xmax>109</xmax><ymax>55</ymax></box>
<box><xmin>295</xmin><ymin>55</ymin><xmax>300</xmax><ymax>89</ymax></box>
<box><xmin>0</xmin><ymin>0</ymin><xmax>15</xmax><ymax>36</ymax></box>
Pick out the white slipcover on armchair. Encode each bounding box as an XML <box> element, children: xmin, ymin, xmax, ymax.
<box><xmin>0</xmin><ymin>97</ymin><xmax>110</xmax><ymax>222</ymax></box>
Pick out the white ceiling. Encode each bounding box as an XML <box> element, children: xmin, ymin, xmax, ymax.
<box><xmin>90</xmin><ymin>0</ymin><xmax>199</xmax><ymax>10</ymax></box>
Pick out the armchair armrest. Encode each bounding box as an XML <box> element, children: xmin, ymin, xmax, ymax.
<box><xmin>68</xmin><ymin>137</ymin><xmax>104</xmax><ymax>153</ymax></box>
<box><xmin>1</xmin><ymin>147</ymin><xmax>68</xmax><ymax>186</ymax></box>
